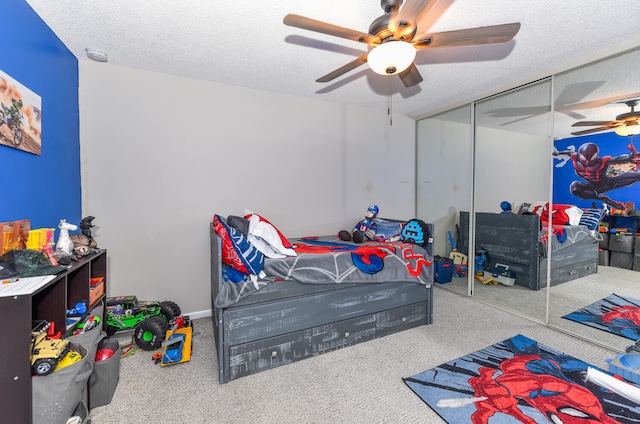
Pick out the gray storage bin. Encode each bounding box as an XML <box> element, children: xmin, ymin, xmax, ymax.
<box><xmin>610</xmin><ymin>251</ymin><xmax>634</xmax><ymax>269</ymax></box>
<box><xmin>89</xmin><ymin>338</ymin><xmax>121</xmax><ymax>409</ymax></box>
<box><xmin>68</xmin><ymin>400</ymin><xmax>89</xmax><ymax>424</ymax></box>
<box><xmin>68</xmin><ymin>317</ymin><xmax>106</xmax><ymax>362</ymax></box>
<box><xmin>634</xmin><ymin>254</ymin><xmax>640</xmax><ymax>271</ymax></box>
<box><xmin>599</xmin><ymin>232</ymin><xmax>609</xmax><ymax>249</ymax></box>
<box><xmin>598</xmin><ymin>249</ymin><xmax>610</xmax><ymax>266</ymax></box>
<box><xmin>609</xmin><ymin>232</ymin><xmax>635</xmax><ymax>253</ymax></box>
<box><xmin>32</xmin><ymin>343</ymin><xmax>94</xmax><ymax>424</ymax></box>
<box><xmin>90</xmin><ymin>300</ymin><xmax>104</xmax><ymax>321</ymax></box>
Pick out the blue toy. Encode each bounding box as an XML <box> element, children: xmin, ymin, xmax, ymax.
<box><xmin>606</xmin><ymin>353</ymin><xmax>640</xmax><ymax>385</ymax></box>
<box><xmin>401</xmin><ymin>221</ymin><xmax>425</xmax><ymax>245</ymax></box>
<box><xmin>67</xmin><ymin>301</ymin><xmax>87</xmax><ymax>316</ymax></box>
<box><xmin>400</xmin><ymin>219</ymin><xmax>431</xmax><ymax>247</ymax></box>
<box><xmin>500</xmin><ymin>201</ymin><xmax>512</xmax><ymax>214</ymax></box>
<box><xmin>162</xmin><ymin>333</ymin><xmax>186</xmax><ymax>365</ymax></box>
<box><xmin>475</xmin><ymin>247</ymin><xmax>488</xmax><ymax>274</ymax></box>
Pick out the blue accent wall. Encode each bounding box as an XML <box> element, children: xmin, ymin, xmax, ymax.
<box><xmin>1</xmin><ymin>0</ymin><xmax>80</xmax><ymax>229</ymax></box>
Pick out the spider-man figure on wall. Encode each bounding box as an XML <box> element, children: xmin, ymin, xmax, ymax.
<box><xmin>554</xmin><ymin>142</ymin><xmax>640</xmax><ymax>209</ymax></box>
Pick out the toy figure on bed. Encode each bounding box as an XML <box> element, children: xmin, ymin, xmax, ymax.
<box><xmin>500</xmin><ymin>201</ymin><xmax>512</xmax><ymax>214</ymax></box>
<box><xmin>338</xmin><ymin>205</ymin><xmax>379</xmax><ymax>243</ymax></box>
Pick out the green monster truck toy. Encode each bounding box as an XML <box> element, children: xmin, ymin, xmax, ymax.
<box><xmin>105</xmin><ymin>296</ymin><xmax>181</xmax><ymax>350</ymax></box>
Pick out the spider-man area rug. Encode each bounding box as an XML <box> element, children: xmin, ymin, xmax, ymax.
<box><xmin>403</xmin><ymin>334</ymin><xmax>640</xmax><ymax>423</ymax></box>
<box><xmin>562</xmin><ymin>294</ymin><xmax>640</xmax><ymax>341</ymax></box>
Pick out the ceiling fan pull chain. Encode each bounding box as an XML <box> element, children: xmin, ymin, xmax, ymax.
<box><xmin>388</xmin><ymin>91</ymin><xmax>393</xmax><ymax>126</ymax></box>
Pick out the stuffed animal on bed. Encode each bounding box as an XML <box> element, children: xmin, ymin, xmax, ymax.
<box><xmin>338</xmin><ymin>205</ymin><xmax>379</xmax><ymax>243</ymax></box>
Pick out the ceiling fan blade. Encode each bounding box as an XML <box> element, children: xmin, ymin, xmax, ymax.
<box><xmin>571</xmin><ymin>120</ymin><xmax>615</xmax><ymax>127</ymax></box>
<box><xmin>284</xmin><ymin>14</ymin><xmax>375</xmax><ymax>45</ymax></box>
<box><xmin>564</xmin><ymin>91</ymin><xmax>640</xmax><ymax>112</ymax></box>
<box><xmin>398</xmin><ymin>63</ymin><xmax>423</xmax><ymax>87</ymax></box>
<box><xmin>571</xmin><ymin>126</ymin><xmax>616</xmax><ymax>136</ymax></box>
<box><xmin>413</xmin><ymin>23</ymin><xmax>521</xmax><ymax>49</ymax></box>
<box><xmin>390</xmin><ymin>0</ymin><xmax>438</xmax><ymax>38</ymax></box>
<box><xmin>316</xmin><ymin>55</ymin><xmax>368</xmax><ymax>83</ymax></box>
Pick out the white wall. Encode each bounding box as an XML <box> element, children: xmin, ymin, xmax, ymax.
<box><xmin>417</xmin><ymin>117</ymin><xmax>472</xmax><ymax>256</ymax></box>
<box><xmin>475</xmin><ymin>126</ymin><xmax>551</xmax><ymax>212</ymax></box>
<box><xmin>78</xmin><ymin>61</ymin><xmax>416</xmax><ymax>315</ymax></box>
<box><xmin>417</xmin><ymin>117</ymin><xmax>550</xmax><ymax>257</ymax></box>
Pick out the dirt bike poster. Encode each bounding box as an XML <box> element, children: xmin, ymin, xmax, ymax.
<box><xmin>553</xmin><ymin>133</ymin><xmax>640</xmax><ymax>211</ymax></box>
<box><xmin>0</xmin><ymin>69</ymin><xmax>42</xmax><ymax>155</ymax></box>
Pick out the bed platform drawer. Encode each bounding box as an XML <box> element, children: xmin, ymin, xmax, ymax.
<box><xmin>227</xmin><ymin>302</ymin><xmax>427</xmax><ymax>381</ymax></box>
<box><xmin>223</xmin><ymin>282</ymin><xmax>430</xmax><ymax>346</ymax></box>
<box><xmin>539</xmin><ymin>259</ymin><xmax>598</xmax><ymax>286</ymax></box>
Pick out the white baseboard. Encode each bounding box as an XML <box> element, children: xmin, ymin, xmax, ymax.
<box><xmin>184</xmin><ymin>309</ymin><xmax>212</xmax><ymax>320</ymax></box>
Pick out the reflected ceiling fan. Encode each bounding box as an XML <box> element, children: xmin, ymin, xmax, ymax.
<box><xmin>283</xmin><ymin>0</ymin><xmax>521</xmax><ymax>88</ymax></box>
<box><xmin>571</xmin><ymin>100</ymin><xmax>640</xmax><ymax>136</ymax></box>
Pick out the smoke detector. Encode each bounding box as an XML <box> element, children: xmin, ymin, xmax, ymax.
<box><xmin>85</xmin><ymin>48</ymin><xmax>108</xmax><ymax>62</ymax></box>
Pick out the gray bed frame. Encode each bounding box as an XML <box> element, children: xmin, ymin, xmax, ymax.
<box><xmin>210</xmin><ymin>223</ymin><xmax>434</xmax><ymax>383</ymax></box>
<box><xmin>459</xmin><ymin>212</ymin><xmax>598</xmax><ymax>291</ymax></box>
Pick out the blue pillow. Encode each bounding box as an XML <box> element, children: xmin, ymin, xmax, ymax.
<box><xmin>579</xmin><ymin>208</ymin><xmax>605</xmax><ymax>230</ymax></box>
<box><xmin>373</xmin><ymin>218</ymin><xmax>403</xmax><ymax>240</ymax></box>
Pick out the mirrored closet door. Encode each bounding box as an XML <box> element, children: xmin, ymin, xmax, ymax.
<box><xmin>548</xmin><ymin>46</ymin><xmax>640</xmax><ymax>352</ymax></box>
<box><xmin>470</xmin><ymin>79</ymin><xmax>553</xmax><ymax>324</ymax></box>
<box><xmin>418</xmin><ymin>44</ymin><xmax>640</xmax><ymax>352</ymax></box>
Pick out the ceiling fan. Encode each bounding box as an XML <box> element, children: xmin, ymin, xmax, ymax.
<box><xmin>283</xmin><ymin>0</ymin><xmax>521</xmax><ymax>88</ymax></box>
<box><xmin>571</xmin><ymin>100</ymin><xmax>640</xmax><ymax>136</ymax></box>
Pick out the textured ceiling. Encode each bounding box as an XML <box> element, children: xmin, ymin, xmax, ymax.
<box><xmin>23</xmin><ymin>0</ymin><xmax>640</xmax><ymax>126</ymax></box>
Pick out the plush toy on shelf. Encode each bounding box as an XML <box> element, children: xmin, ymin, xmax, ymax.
<box><xmin>54</xmin><ymin>219</ymin><xmax>77</xmax><ymax>258</ymax></box>
<box><xmin>71</xmin><ymin>216</ymin><xmax>98</xmax><ymax>256</ymax></box>
<box><xmin>338</xmin><ymin>205</ymin><xmax>379</xmax><ymax>243</ymax></box>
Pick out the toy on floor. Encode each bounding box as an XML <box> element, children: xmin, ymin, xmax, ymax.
<box><xmin>627</xmin><ymin>340</ymin><xmax>640</xmax><ymax>354</ymax></box>
<box><xmin>475</xmin><ymin>247</ymin><xmax>489</xmax><ymax>275</ymax></box>
<box><xmin>475</xmin><ymin>272</ymin><xmax>499</xmax><ymax>285</ymax></box>
<box><xmin>152</xmin><ymin>315</ymin><xmax>193</xmax><ymax>366</ymax></box>
<box><xmin>339</xmin><ymin>205</ymin><xmax>379</xmax><ymax>243</ymax></box>
<box><xmin>105</xmin><ymin>295</ymin><xmax>181</xmax><ymax>350</ymax></box>
<box><xmin>448</xmin><ymin>229</ymin><xmax>468</xmax><ymax>276</ymax></box>
<box><xmin>605</xmin><ymin>353</ymin><xmax>640</xmax><ymax>387</ymax></box>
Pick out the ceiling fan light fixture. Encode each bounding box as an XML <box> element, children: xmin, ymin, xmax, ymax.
<box><xmin>615</xmin><ymin>123</ymin><xmax>640</xmax><ymax>137</ymax></box>
<box><xmin>367</xmin><ymin>41</ymin><xmax>416</xmax><ymax>76</ymax></box>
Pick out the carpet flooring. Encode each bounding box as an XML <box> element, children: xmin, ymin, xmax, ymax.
<box><xmin>404</xmin><ymin>334</ymin><xmax>640</xmax><ymax>423</ymax></box>
<box><xmin>89</xmin><ymin>287</ymin><xmax>620</xmax><ymax>424</ymax></box>
<box><xmin>438</xmin><ymin>266</ymin><xmax>640</xmax><ymax>352</ymax></box>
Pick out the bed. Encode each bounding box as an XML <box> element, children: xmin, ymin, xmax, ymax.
<box><xmin>209</xmin><ymin>215</ymin><xmax>434</xmax><ymax>383</ymax></box>
<box><xmin>459</xmin><ymin>210</ymin><xmax>600</xmax><ymax>291</ymax></box>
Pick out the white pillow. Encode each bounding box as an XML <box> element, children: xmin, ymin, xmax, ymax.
<box><xmin>565</xmin><ymin>206</ymin><xmax>583</xmax><ymax>226</ymax></box>
<box><xmin>244</xmin><ymin>210</ymin><xmax>297</xmax><ymax>259</ymax></box>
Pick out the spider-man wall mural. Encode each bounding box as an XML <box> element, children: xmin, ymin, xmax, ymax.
<box><xmin>553</xmin><ymin>133</ymin><xmax>640</xmax><ymax>209</ymax></box>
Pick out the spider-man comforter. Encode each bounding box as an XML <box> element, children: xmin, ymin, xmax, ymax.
<box><xmin>539</xmin><ymin>224</ymin><xmax>600</xmax><ymax>255</ymax></box>
<box><xmin>214</xmin><ymin>236</ymin><xmax>433</xmax><ymax>308</ymax></box>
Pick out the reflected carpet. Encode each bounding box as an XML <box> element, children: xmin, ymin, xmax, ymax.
<box><xmin>563</xmin><ymin>293</ymin><xmax>640</xmax><ymax>341</ymax></box>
